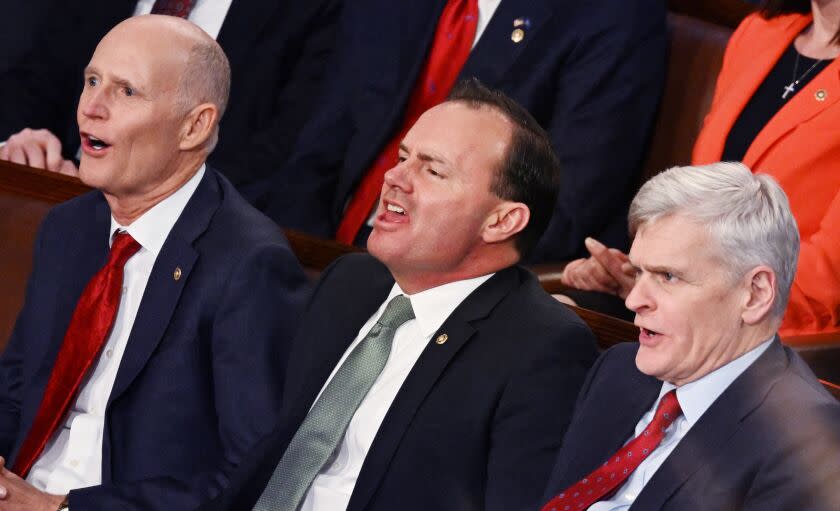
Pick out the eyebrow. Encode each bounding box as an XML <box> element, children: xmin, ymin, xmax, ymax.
<box><xmin>83</xmin><ymin>66</ymin><xmax>143</xmax><ymax>93</ymax></box>
<box><xmin>632</xmin><ymin>261</ymin><xmax>686</xmax><ymax>278</ymax></box>
<box><xmin>398</xmin><ymin>143</ymin><xmax>449</xmax><ymax>166</ymax></box>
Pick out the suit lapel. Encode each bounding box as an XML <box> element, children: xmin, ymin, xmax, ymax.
<box><xmin>346</xmin><ymin>267</ymin><xmax>521</xmax><ymax>511</ymax></box>
<box><xmin>704</xmin><ymin>15</ymin><xmax>809</xmax><ymax>162</ymax></box>
<box><xmin>631</xmin><ymin>339</ymin><xmax>789</xmax><ymax>510</ymax></box>
<box><xmin>107</xmin><ymin>170</ymin><xmax>220</xmax><ymax>404</ymax></box>
<box><xmin>459</xmin><ymin>0</ymin><xmax>554</xmax><ymax>84</ymax></box>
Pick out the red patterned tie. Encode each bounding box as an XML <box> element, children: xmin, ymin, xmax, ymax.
<box><xmin>12</xmin><ymin>231</ymin><xmax>141</xmax><ymax>477</ymax></box>
<box><xmin>150</xmin><ymin>0</ymin><xmax>194</xmax><ymax>18</ymax></box>
<box><xmin>540</xmin><ymin>390</ymin><xmax>683</xmax><ymax>511</ymax></box>
<box><xmin>335</xmin><ymin>0</ymin><xmax>479</xmax><ymax>244</ymax></box>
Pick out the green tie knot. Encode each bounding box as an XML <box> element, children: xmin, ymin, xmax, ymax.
<box><xmin>377</xmin><ymin>295</ymin><xmax>415</xmax><ymax>329</ymax></box>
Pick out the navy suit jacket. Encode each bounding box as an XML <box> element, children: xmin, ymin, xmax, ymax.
<box><xmin>0</xmin><ymin>0</ymin><xmax>339</xmax><ymax>189</ymax></box>
<box><xmin>198</xmin><ymin>253</ymin><xmax>598</xmax><ymax>511</ymax></box>
<box><xmin>542</xmin><ymin>341</ymin><xmax>840</xmax><ymax>510</ymax></box>
<box><xmin>0</xmin><ymin>168</ymin><xmax>311</xmax><ymax>509</ymax></box>
<box><xmin>262</xmin><ymin>0</ymin><xmax>666</xmax><ymax>261</ymax></box>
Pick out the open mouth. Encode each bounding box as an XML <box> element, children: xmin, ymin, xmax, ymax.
<box><xmin>82</xmin><ymin>133</ymin><xmax>112</xmax><ymax>152</ymax></box>
<box><xmin>641</xmin><ymin>327</ymin><xmax>661</xmax><ymax>337</ymax></box>
<box><xmin>386</xmin><ymin>203</ymin><xmax>406</xmax><ymax>215</ymax></box>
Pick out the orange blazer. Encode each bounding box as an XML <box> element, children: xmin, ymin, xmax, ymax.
<box><xmin>693</xmin><ymin>13</ymin><xmax>840</xmax><ymax>342</ymax></box>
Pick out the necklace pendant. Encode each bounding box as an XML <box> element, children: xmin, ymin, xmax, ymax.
<box><xmin>782</xmin><ymin>82</ymin><xmax>796</xmax><ymax>99</ymax></box>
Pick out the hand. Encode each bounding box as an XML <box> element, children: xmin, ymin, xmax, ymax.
<box><xmin>0</xmin><ymin>457</ymin><xmax>66</xmax><ymax>511</ymax></box>
<box><xmin>560</xmin><ymin>237</ymin><xmax>635</xmax><ymax>299</ymax></box>
<box><xmin>0</xmin><ymin>128</ymin><xmax>78</xmax><ymax>176</ymax></box>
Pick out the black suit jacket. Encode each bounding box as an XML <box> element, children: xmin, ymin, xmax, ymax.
<box><xmin>542</xmin><ymin>340</ymin><xmax>840</xmax><ymax>510</ymax></box>
<box><xmin>0</xmin><ymin>167</ymin><xmax>311</xmax><ymax>509</ymax></box>
<box><xmin>262</xmin><ymin>0</ymin><xmax>666</xmax><ymax>261</ymax></box>
<box><xmin>0</xmin><ymin>0</ymin><xmax>339</xmax><ymax>189</ymax></box>
<box><xmin>200</xmin><ymin>253</ymin><xmax>598</xmax><ymax>511</ymax></box>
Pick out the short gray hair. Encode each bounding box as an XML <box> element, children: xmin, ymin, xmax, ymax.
<box><xmin>629</xmin><ymin>162</ymin><xmax>799</xmax><ymax>318</ymax></box>
<box><xmin>176</xmin><ymin>39</ymin><xmax>231</xmax><ymax>151</ymax></box>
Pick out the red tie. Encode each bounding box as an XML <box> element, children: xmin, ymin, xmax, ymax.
<box><xmin>150</xmin><ymin>0</ymin><xmax>194</xmax><ymax>18</ymax></box>
<box><xmin>541</xmin><ymin>390</ymin><xmax>683</xmax><ymax>511</ymax></box>
<box><xmin>335</xmin><ymin>0</ymin><xmax>479</xmax><ymax>244</ymax></box>
<box><xmin>12</xmin><ymin>231</ymin><xmax>141</xmax><ymax>477</ymax></box>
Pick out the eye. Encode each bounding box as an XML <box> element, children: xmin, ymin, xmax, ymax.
<box><xmin>122</xmin><ymin>86</ymin><xmax>134</xmax><ymax>97</ymax></box>
<box><xmin>427</xmin><ymin>167</ymin><xmax>442</xmax><ymax>177</ymax></box>
<box><xmin>661</xmin><ymin>272</ymin><xmax>677</xmax><ymax>282</ymax></box>
<box><xmin>86</xmin><ymin>76</ymin><xmax>98</xmax><ymax>87</ymax></box>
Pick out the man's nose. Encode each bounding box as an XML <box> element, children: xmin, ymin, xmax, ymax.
<box><xmin>79</xmin><ymin>88</ymin><xmax>109</xmax><ymax>120</ymax></box>
<box><xmin>625</xmin><ymin>275</ymin><xmax>651</xmax><ymax>313</ymax></box>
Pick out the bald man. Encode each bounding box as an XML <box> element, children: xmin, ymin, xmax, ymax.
<box><xmin>0</xmin><ymin>16</ymin><xmax>309</xmax><ymax>511</ymax></box>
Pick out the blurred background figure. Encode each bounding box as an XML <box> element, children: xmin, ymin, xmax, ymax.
<box><xmin>561</xmin><ymin>0</ymin><xmax>840</xmax><ymax>341</ymax></box>
<box><xmin>258</xmin><ymin>0</ymin><xmax>667</xmax><ymax>263</ymax></box>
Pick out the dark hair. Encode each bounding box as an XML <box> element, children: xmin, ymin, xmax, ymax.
<box><xmin>447</xmin><ymin>78</ymin><xmax>561</xmax><ymax>256</ymax></box>
<box><xmin>760</xmin><ymin>1</ymin><xmax>840</xmax><ymax>44</ymax></box>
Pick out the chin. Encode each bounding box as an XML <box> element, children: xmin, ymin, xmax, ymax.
<box><xmin>635</xmin><ymin>347</ymin><xmax>668</xmax><ymax>379</ymax></box>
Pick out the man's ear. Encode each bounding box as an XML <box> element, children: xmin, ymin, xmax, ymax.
<box><xmin>481</xmin><ymin>201</ymin><xmax>530</xmax><ymax>244</ymax></box>
<box><xmin>741</xmin><ymin>265</ymin><xmax>777</xmax><ymax>325</ymax></box>
<box><xmin>179</xmin><ymin>102</ymin><xmax>218</xmax><ymax>151</ymax></box>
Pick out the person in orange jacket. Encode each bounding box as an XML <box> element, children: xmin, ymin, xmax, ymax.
<box><xmin>559</xmin><ymin>1</ymin><xmax>840</xmax><ymax>342</ymax></box>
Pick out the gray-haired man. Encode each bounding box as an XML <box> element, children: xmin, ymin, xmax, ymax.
<box><xmin>541</xmin><ymin>162</ymin><xmax>840</xmax><ymax>511</ymax></box>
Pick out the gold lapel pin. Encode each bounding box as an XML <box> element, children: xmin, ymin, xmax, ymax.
<box><xmin>513</xmin><ymin>18</ymin><xmax>526</xmax><ymax>27</ymax></box>
<box><xmin>815</xmin><ymin>89</ymin><xmax>828</xmax><ymax>102</ymax></box>
<box><xmin>435</xmin><ymin>334</ymin><xmax>448</xmax><ymax>345</ymax></box>
<box><xmin>173</xmin><ymin>266</ymin><xmax>182</xmax><ymax>281</ymax></box>
<box><xmin>511</xmin><ymin>28</ymin><xmax>525</xmax><ymax>43</ymax></box>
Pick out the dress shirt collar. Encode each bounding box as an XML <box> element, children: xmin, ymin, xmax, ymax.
<box><xmin>108</xmin><ymin>165</ymin><xmax>206</xmax><ymax>256</ymax></box>
<box><xmin>658</xmin><ymin>336</ymin><xmax>775</xmax><ymax>427</ymax></box>
<box><xmin>387</xmin><ymin>273</ymin><xmax>495</xmax><ymax>338</ymax></box>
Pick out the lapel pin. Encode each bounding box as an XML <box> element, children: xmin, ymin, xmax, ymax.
<box><xmin>511</xmin><ymin>28</ymin><xmax>525</xmax><ymax>43</ymax></box>
<box><xmin>435</xmin><ymin>334</ymin><xmax>448</xmax><ymax>345</ymax></box>
<box><xmin>173</xmin><ymin>266</ymin><xmax>182</xmax><ymax>281</ymax></box>
<box><xmin>513</xmin><ymin>17</ymin><xmax>531</xmax><ymax>28</ymax></box>
<box><xmin>815</xmin><ymin>89</ymin><xmax>827</xmax><ymax>101</ymax></box>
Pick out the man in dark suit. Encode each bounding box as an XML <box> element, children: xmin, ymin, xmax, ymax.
<box><xmin>540</xmin><ymin>162</ymin><xmax>840</xmax><ymax>511</ymax></box>
<box><xmin>261</xmin><ymin>0</ymin><xmax>666</xmax><ymax>262</ymax></box>
<box><xmin>0</xmin><ymin>0</ymin><xmax>339</xmax><ymax>191</ymax></box>
<box><xmin>202</xmin><ymin>81</ymin><xmax>599</xmax><ymax>511</ymax></box>
<box><xmin>0</xmin><ymin>16</ymin><xmax>309</xmax><ymax>511</ymax></box>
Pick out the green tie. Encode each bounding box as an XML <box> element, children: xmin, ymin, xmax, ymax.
<box><xmin>253</xmin><ymin>294</ymin><xmax>415</xmax><ymax>511</ymax></box>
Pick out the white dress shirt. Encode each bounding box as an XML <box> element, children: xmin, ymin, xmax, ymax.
<box><xmin>474</xmin><ymin>0</ymin><xmax>502</xmax><ymax>47</ymax></box>
<box><xmin>132</xmin><ymin>0</ymin><xmax>233</xmax><ymax>39</ymax></box>
<box><xmin>300</xmin><ymin>273</ymin><xmax>494</xmax><ymax>511</ymax></box>
<box><xmin>26</xmin><ymin>165</ymin><xmax>205</xmax><ymax>495</ymax></box>
<box><xmin>589</xmin><ymin>337</ymin><xmax>775</xmax><ymax>510</ymax></box>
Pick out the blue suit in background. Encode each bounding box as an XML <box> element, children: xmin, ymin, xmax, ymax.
<box><xmin>261</xmin><ymin>0</ymin><xmax>667</xmax><ymax>261</ymax></box>
<box><xmin>0</xmin><ymin>168</ymin><xmax>311</xmax><ymax>510</ymax></box>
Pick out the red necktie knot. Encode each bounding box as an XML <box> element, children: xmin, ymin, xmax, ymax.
<box><xmin>541</xmin><ymin>390</ymin><xmax>683</xmax><ymax>511</ymax></box>
<box><xmin>109</xmin><ymin>231</ymin><xmax>142</xmax><ymax>267</ymax></box>
<box><xmin>150</xmin><ymin>0</ymin><xmax>195</xmax><ymax>18</ymax></box>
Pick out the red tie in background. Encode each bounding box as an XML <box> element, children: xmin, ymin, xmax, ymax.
<box><xmin>335</xmin><ymin>0</ymin><xmax>479</xmax><ymax>244</ymax></box>
<box><xmin>150</xmin><ymin>0</ymin><xmax>195</xmax><ymax>18</ymax></box>
<box><xmin>12</xmin><ymin>232</ymin><xmax>141</xmax><ymax>477</ymax></box>
<box><xmin>540</xmin><ymin>390</ymin><xmax>683</xmax><ymax>511</ymax></box>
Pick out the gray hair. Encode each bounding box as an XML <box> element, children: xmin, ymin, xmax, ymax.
<box><xmin>629</xmin><ymin>162</ymin><xmax>799</xmax><ymax>318</ymax></box>
<box><xmin>176</xmin><ymin>39</ymin><xmax>231</xmax><ymax>151</ymax></box>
